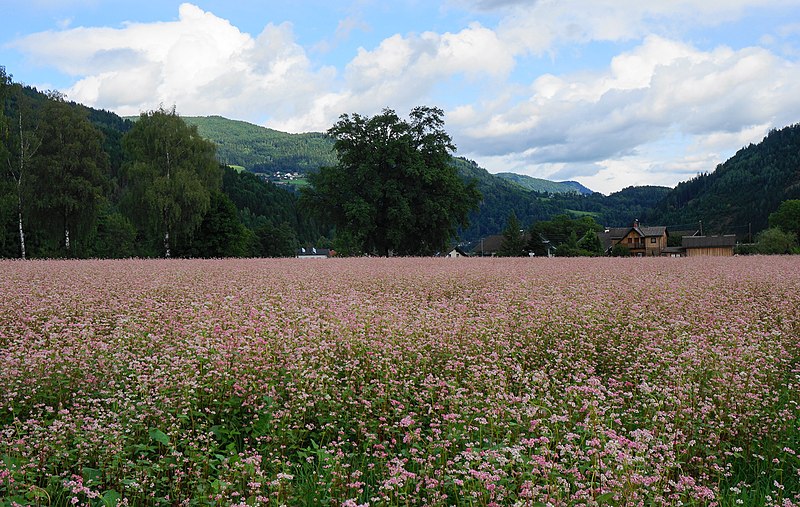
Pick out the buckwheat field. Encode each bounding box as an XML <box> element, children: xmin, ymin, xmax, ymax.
<box><xmin>1</xmin><ymin>257</ymin><xmax>798</xmax><ymax>506</ymax></box>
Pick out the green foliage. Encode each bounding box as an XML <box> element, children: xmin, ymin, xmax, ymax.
<box><xmin>611</xmin><ymin>243</ymin><xmax>631</xmax><ymax>257</ymax></box>
<box><xmin>221</xmin><ymin>166</ymin><xmax>318</xmax><ymax>255</ymax></box>
<box><xmin>183</xmin><ymin>115</ymin><xmax>337</xmax><ymax>173</ymax></box>
<box><xmin>755</xmin><ymin>227</ymin><xmax>798</xmax><ymax>255</ymax></box>
<box><xmin>768</xmin><ymin>199</ymin><xmax>800</xmax><ymax>241</ymax></box>
<box><xmin>528</xmin><ymin>214</ymin><xmax>604</xmax><ymax>256</ymax></box>
<box><xmin>177</xmin><ymin>191</ymin><xmax>251</xmax><ymax>258</ymax></box>
<box><xmin>90</xmin><ymin>207</ymin><xmax>137</xmax><ymax>258</ymax></box>
<box><xmin>578</xmin><ymin>229</ymin><xmax>604</xmax><ymax>256</ymax></box>
<box><xmin>26</xmin><ymin>93</ymin><xmax>109</xmax><ymax>257</ymax></box>
<box><xmin>303</xmin><ymin>107</ymin><xmax>481</xmax><ymax>256</ymax></box>
<box><xmin>252</xmin><ymin>220</ymin><xmax>298</xmax><ymax>257</ymax></box>
<box><xmin>121</xmin><ymin>107</ymin><xmax>221</xmax><ymax>257</ymax></box>
<box><xmin>497</xmin><ymin>211</ymin><xmax>526</xmax><ymax>256</ymax></box>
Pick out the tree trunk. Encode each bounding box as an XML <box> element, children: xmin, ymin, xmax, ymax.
<box><xmin>65</xmin><ymin>225</ymin><xmax>70</xmax><ymax>253</ymax></box>
<box><xmin>164</xmin><ymin>230</ymin><xmax>170</xmax><ymax>258</ymax></box>
<box><xmin>17</xmin><ymin>196</ymin><xmax>25</xmax><ymax>260</ymax></box>
<box><xmin>17</xmin><ymin>113</ymin><xmax>26</xmax><ymax>260</ymax></box>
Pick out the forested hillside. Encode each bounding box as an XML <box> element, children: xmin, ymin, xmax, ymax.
<box><xmin>183</xmin><ymin>116</ymin><xmax>337</xmax><ymax>173</ymax></box>
<box><xmin>495</xmin><ymin>172</ymin><xmax>593</xmax><ymax>195</ymax></box>
<box><xmin>645</xmin><ymin>124</ymin><xmax>800</xmax><ymax>235</ymax></box>
<box><xmin>455</xmin><ymin>157</ymin><xmax>670</xmax><ymax>239</ymax></box>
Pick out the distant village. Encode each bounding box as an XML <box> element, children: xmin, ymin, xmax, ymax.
<box><xmin>297</xmin><ymin>219</ymin><xmax>739</xmax><ymax>259</ymax></box>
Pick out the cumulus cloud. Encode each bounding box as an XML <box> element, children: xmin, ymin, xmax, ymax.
<box><xmin>453</xmin><ymin>34</ymin><xmax>800</xmax><ymax>193</ymax></box>
<box><xmin>274</xmin><ymin>22</ymin><xmax>515</xmax><ymax>132</ymax></box>
<box><xmin>12</xmin><ymin>3</ymin><xmax>332</xmax><ymax>122</ymax></box>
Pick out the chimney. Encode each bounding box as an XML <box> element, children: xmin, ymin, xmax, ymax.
<box><xmin>633</xmin><ymin>219</ymin><xmax>639</xmax><ymax>228</ymax></box>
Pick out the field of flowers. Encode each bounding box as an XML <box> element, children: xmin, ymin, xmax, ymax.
<box><xmin>0</xmin><ymin>257</ymin><xmax>798</xmax><ymax>506</ymax></box>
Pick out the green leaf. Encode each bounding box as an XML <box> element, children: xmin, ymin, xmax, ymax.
<box><xmin>102</xmin><ymin>489</ymin><xmax>121</xmax><ymax>507</ymax></box>
<box><xmin>148</xmin><ymin>428</ymin><xmax>170</xmax><ymax>445</ymax></box>
<box><xmin>82</xmin><ymin>466</ymin><xmax>102</xmax><ymax>483</ymax></box>
<box><xmin>596</xmin><ymin>492</ymin><xmax>615</xmax><ymax>504</ymax></box>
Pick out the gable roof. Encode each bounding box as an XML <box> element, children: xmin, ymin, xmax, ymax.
<box><xmin>638</xmin><ymin>226</ymin><xmax>667</xmax><ymax>237</ymax></box>
<box><xmin>682</xmin><ymin>235</ymin><xmax>737</xmax><ymax>248</ymax></box>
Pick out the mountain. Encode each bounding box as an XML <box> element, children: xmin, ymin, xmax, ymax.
<box><xmin>452</xmin><ymin>158</ymin><xmax>670</xmax><ymax>239</ymax></box>
<box><xmin>495</xmin><ymin>172</ymin><xmax>593</xmax><ymax>195</ymax></box>
<box><xmin>645</xmin><ymin>123</ymin><xmax>800</xmax><ymax>236</ymax></box>
<box><xmin>182</xmin><ymin>115</ymin><xmax>337</xmax><ymax>173</ymax></box>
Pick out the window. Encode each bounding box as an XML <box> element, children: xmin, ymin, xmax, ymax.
<box><xmin>651</xmin><ymin>237</ymin><xmax>657</xmax><ymax>243</ymax></box>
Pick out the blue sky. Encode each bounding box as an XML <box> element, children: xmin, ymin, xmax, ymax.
<box><xmin>2</xmin><ymin>0</ymin><xmax>800</xmax><ymax>194</ymax></box>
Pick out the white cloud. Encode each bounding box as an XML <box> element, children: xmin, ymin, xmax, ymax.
<box><xmin>273</xmin><ymin>21</ymin><xmax>516</xmax><ymax>132</ymax></box>
<box><xmin>11</xmin><ymin>3</ymin><xmax>331</xmax><ymax>122</ymax></box>
<box><xmin>458</xmin><ymin>0</ymin><xmax>797</xmax><ymax>55</ymax></box>
<box><xmin>455</xmin><ymin>34</ymin><xmax>800</xmax><ymax>194</ymax></box>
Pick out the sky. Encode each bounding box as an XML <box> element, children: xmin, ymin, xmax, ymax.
<box><xmin>2</xmin><ymin>1</ymin><xmax>800</xmax><ymax>194</ymax></box>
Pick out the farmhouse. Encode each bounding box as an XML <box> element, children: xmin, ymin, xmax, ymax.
<box><xmin>599</xmin><ymin>220</ymin><xmax>668</xmax><ymax>256</ymax></box>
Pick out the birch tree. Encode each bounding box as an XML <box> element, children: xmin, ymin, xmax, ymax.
<box><xmin>121</xmin><ymin>107</ymin><xmax>220</xmax><ymax>257</ymax></box>
<box><xmin>5</xmin><ymin>84</ymin><xmax>41</xmax><ymax>259</ymax></box>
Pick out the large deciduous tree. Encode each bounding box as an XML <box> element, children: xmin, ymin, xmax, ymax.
<box><xmin>121</xmin><ymin>107</ymin><xmax>220</xmax><ymax>257</ymax></box>
<box><xmin>303</xmin><ymin>106</ymin><xmax>480</xmax><ymax>256</ymax></box>
<box><xmin>27</xmin><ymin>93</ymin><xmax>109</xmax><ymax>256</ymax></box>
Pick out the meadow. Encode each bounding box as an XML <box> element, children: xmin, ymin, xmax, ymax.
<box><xmin>0</xmin><ymin>257</ymin><xmax>798</xmax><ymax>506</ymax></box>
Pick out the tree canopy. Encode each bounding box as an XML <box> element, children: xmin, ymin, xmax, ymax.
<box><xmin>27</xmin><ymin>93</ymin><xmax>109</xmax><ymax>256</ymax></box>
<box><xmin>121</xmin><ymin>107</ymin><xmax>221</xmax><ymax>257</ymax></box>
<box><xmin>302</xmin><ymin>107</ymin><xmax>480</xmax><ymax>256</ymax></box>
<box><xmin>497</xmin><ymin>211</ymin><xmax>526</xmax><ymax>256</ymax></box>
<box><xmin>768</xmin><ymin>199</ymin><xmax>800</xmax><ymax>242</ymax></box>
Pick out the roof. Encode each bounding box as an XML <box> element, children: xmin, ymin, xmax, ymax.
<box><xmin>605</xmin><ymin>225</ymin><xmax>667</xmax><ymax>239</ymax></box>
<box><xmin>597</xmin><ymin>231</ymin><xmax>616</xmax><ymax>252</ymax></box>
<box><xmin>638</xmin><ymin>226</ymin><xmax>667</xmax><ymax>237</ymax></box>
<box><xmin>682</xmin><ymin>235</ymin><xmax>737</xmax><ymax>248</ymax></box>
<box><xmin>470</xmin><ymin>233</ymin><xmax>532</xmax><ymax>255</ymax></box>
<box><xmin>448</xmin><ymin>246</ymin><xmax>470</xmax><ymax>257</ymax></box>
<box><xmin>470</xmin><ymin>234</ymin><xmax>504</xmax><ymax>254</ymax></box>
<box><xmin>669</xmin><ymin>229</ymin><xmax>700</xmax><ymax>238</ymax></box>
<box><xmin>604</xmin><ymin>227</ymin><xmax>630</xmax><ymax>239</ymax></box>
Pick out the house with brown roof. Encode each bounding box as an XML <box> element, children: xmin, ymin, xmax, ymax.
<box><xmin>598</xmin><ymin>220</ymin><xmax>669</xmax><ymax>256</ymax></box>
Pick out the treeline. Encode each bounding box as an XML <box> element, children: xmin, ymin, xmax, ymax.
<box><xmin>0</xmin><ymin>69</ymin><xmax>322</xmax><ymax>259</ymax></box>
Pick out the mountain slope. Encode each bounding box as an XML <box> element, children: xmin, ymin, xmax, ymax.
<box><xmin>496</xmin><ymin>172</ymin><xmax>593</xmax><ymax>195</ymax></box>
<box><xmin>183</xmin><ymin>115</ymin><xmax>337</xmax><ymax>172</ymax></box>
<box><xmin>645</xmin><ymin>124</ymin><xmax>800</xmax><ymax>235</ymax></box>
